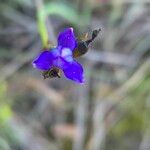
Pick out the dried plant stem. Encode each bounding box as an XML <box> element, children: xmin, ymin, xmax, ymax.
<box><xmin>104</xmin><ymin>59</ymin><xmax>150</xmax><ymax>121</ymax></box>
<box><xmin>0</xmin><ymin>43</ymin><xmax>40</xmax><ymax>83</ymax></box>
<box><xmin>87</xmin><ymin>101</ymin><xmax>107</xmax><ymax>150</ymax></box>
<box><xmin>73</xmin><ymin>64</ymin><xmax>92</xmax><ymax>150</ymax></box>
<box><xmin>25</xmin><ymin>76</ymin><xmax>65</xmax><ymax>107</ymax></box>
<box><xmin>73</xmin><ymin>85</ymin><xmax>88</xmax><ymax>150</ymax></box>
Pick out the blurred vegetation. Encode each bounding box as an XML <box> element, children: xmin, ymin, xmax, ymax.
<box><xmin>0</xmin><ymin>0</ymin><xmax>150</xmax><ymax>150</ymax></box>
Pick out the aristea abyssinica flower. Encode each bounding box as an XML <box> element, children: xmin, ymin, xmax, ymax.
<box><xmin>32</xmin><ymin>28</ymin><xmax>85</xmax><ymax>83</ymax></box>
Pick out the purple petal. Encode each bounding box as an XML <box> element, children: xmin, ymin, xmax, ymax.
<box><xmin>32</xmin><ymin>50</ymin><xmax>55</xmax><ymax>70</ymax></box>
<box><xmin>63</xmin><ymin>60</ymin><xmax>84</xmax><ymax>83</ymax></box>
<box><xmin>58</xmin><ymin>28</ymin><xmax>77</xmax><ymax>50</ymax></box>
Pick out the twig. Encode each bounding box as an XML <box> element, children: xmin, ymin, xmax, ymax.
<box><xmin>104</xmin><ymin>58</ymin><xmax>150</xmax><ymax>121</ymax></box>
<box><xmin>73</xmin><ymin>84</ymin><xmax>89</xmax><ymax>150</ymax></box>
<box><xmin>25</xmin><ymin>76</ymin><xmax>65</xmax><ymax>107</ymax></box>
<box><xmin>84</xmin><ymin>50</ymin><xmax>138</xmax><ymax>67</ymax></box>
<box><xmin>0</xmin><ymin>43</ymin><xmax>40</xmax><ymax>83</ymax></box>
<box><xmin>73</xmin><ymin>63</ymin><xmax>92</xmax><ymax>150</ymax></box>
<box><xmin>2</xmin><ymin>4</ymin><xmax>35</xmax><ymax>30</ymax></box>
<box><xmin>87</xmin><ymin>101</ymin><xmax>107</xmax><ymax>150</ymax></box>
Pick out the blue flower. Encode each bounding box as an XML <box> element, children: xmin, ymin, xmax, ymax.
<box><xmin>32</xmin><ymin>28</ymin><xmax>85</xmax><ymax>83</ymax></box>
